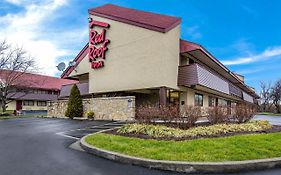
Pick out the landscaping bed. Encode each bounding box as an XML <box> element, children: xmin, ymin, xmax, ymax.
<box><xmin>83</xmin><ymin>104</ymin><xmax>281</xmax><ymax>170</ymax></box>
<box><xmin>85</xmin><ymin>132</ymin><xmax>281</xmax><ymax>162</ymax></box>
<box><xmin>106</xmin><ymin>120</ymin><xmax>281</xmax><ymax>141</ymax></box>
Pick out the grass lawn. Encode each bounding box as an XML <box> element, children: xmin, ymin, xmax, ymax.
<box><xmin>86</xmin><ymin>132</ymin><xmax>281</xmax><ymax>162</ymax></box>
<box><xmin>0</xmin><ymin>110</ymin><xmax>14</xmax><ymax>114</ymax></box>
<box><xmin>258</xmin><ymin>112</ymin><xmax>281</xmax><ymax>116</ymax></box>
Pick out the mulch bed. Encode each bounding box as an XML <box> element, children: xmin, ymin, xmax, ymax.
<box><xmin>105</xmin><ymin>125</ymin><xmax>281</xmax><ymax>141</ymax></box>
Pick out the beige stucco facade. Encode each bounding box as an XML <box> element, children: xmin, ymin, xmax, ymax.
<box><xmin>6</xmin><ymin>100</ymin><xmax>47</xmax><ymax>111</ymax></box>
<box><xmin>6</xmin><ymin>101</ymin><xmax>16</xmax><ymax>111</ymax></box>
<box><xmin>70</xmin><ymin>15</ymin><xmax>180</xmax><ymax>94</ymax></box>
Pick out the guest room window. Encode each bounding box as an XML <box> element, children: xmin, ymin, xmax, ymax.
<box><xmin>208</xmin><ymin>96</ymin><xmax>216</xmax><ymax>107</ymax></box>
<box><xmin>37</xmin><ymin>101</ymin><xmax>47</xmax><ymax>106</ymax></box>
<box><xmin>23</xmin><ymin>100</ymin><xmax>34</xmax><ymax>106</ymax></box>
<box><xmin>194</xmin><ymin>93</ymin><xmax>203</xmax><ymax>106</ymax></box>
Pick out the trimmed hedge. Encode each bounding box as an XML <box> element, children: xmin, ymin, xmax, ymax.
<box><xmin>117</xmin><ymin>120</ymin><xmax>272</xmax><ymax>138</ymax></box>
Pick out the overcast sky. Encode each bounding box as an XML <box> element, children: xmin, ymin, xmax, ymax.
<box><xmin>0</xmin><ymin>0</ymin><xmax>281</xmax><ymax>92</ymax></box>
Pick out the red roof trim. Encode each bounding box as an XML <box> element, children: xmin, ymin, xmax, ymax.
<box><xmin>61</xmin><ymin>43</ymin><xmax>89</xmax><ymax>78</ymax></box>
<box><xmin>180</xmin><ymin>39</ymin><xmax>201</xmax><ymax>53</ymax></box>
<box><xmin>88</xmin><ymin>4</ymin><xmax>181</xmax><ymax>33</ymax></box>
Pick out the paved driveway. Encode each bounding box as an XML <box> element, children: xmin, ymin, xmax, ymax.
<box><xmin>1</xmin><ymin>117</ymin><xmax>281</xmax><ymax>175</ymax></box>
<box><xmin>253</xmin><ymin>115</ymin><xmax>281</xmax><ymax>125</ymax></box>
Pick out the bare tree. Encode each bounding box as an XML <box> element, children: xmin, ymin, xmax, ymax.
<box><xmin>259</xmin><ymin>81</ymin><xmax>272</xmax><ymax>112</ymax></box>
<box><xmin>0</xmin><ymin>41</ymin><xmax>9</xmax><ymax>68</ymax></box>
<box><xmin>0</xmin><ymin>40</ymin><xmax>36</xmax><ymax>112</ymax></box>
<box><xmin>271</xmin><ymin>80</ymin><xmax>281</xmax><ymax>113</ymax></box>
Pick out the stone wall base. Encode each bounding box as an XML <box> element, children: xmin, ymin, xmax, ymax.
<box><xmin>47</xmin><ymin>96</ymin><xmax>135</xmax><ymax>121</ymax></box>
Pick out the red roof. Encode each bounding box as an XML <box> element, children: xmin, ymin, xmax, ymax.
<box><xmin>180</xmin><ymin>39</ymin><xmax>201</xmax><ymax>53</ymax></box>
<box><xmin>89</xmin><ymin>4</ymin><xmax>181</xmax><ymax>33</ymax></box>
<box><xmin>0</xmin><ymin>70</ymin><xmax>78</xmax><ymax>90</ymax></box>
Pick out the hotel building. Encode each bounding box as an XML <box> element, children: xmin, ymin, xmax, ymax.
<box><xmin>0</xmin><ymin>71</ymin><xmax>77</xmax><ymax>113</ymax></box>
<box><xmin>60</xmin><ymin>4</ymin><xmax>259</xmax><ymax>111</ymax></box>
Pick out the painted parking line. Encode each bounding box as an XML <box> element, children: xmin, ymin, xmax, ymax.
<box><xmin>56</xmin><ymin>132</ymin><xmax>80</xmax><ymax>140</ymax></box>
<box><xmin>56</xmin><ymin>121</ymin><xmax>124</xmax><ymax>140</ymax></box>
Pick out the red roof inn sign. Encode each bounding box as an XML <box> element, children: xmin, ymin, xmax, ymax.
<box><xmin>88</xmin><ymin>18</ymin><xmax>110</xmax><ymax>69</ymax></box>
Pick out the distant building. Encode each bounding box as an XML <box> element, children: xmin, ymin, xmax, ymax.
<box><xmin>0</xmin><ymin>70</ymin><xmax>77</xmax><ymax>113</ymax></box>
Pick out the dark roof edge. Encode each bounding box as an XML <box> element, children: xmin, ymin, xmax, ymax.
<box><xmin>61</xmin><ymin>43</ymin><xmax>89</xmax><ymax>79</ymax></box>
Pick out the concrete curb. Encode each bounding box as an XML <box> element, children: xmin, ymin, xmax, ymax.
<box><xmin>80</xmin><ymin>133</ymin><xmax>281</xmax><ymax>174</ymax></box>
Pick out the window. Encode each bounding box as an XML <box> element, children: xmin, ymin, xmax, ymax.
<box><xmin>227</xmin><ymin>100</ymin><xmax>231</xmax><ymax>107</ymax></box>
<box><xmin>227</xmin><ymin>100</ymin><xmax>232</xmax><ymax>114</ymax></box>
<box><xmin>168</xmin><ymin>90</ymin><xmax>179</xmax><ymax>106</ymax></box>
<box><xmin>23</xmin><ymin>100</ymin><xmax>34</xmax><ymax>106</ymax></box>
<box><xmin>37</xmin><ymin>101</ymin><xmax>47</xmax><ymax>106</ymax></box>
<box><xmin>194</xmin><ymin>93</ymin><xmax>203</xmax><ymax>106</ymax></box>
<box><xmin>39</xmin><ymin>90</ymin><xmax>48</xmax><ymax>94</ymax></box>
<box><xmin>208</xmin><ymin>96</ymin><xmax>216</xmax><ymax>107</ymax></box>
<box><xmin>218</xmin><ymin>98</ymin><xmax>227</xmax><ymax>106</ymax></box>
<box><xmin>33</xmin><ymin>89</ymin><xmax>48</xmax><ymax>94</ymax></box>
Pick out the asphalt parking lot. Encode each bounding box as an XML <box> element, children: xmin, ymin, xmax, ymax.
<box><xmin>1</xmin><ymin>117</ymin><xmax>281</xmax><ymax>175</ymax></box>
<box><xmin>253</xmin><ymin>115</ymin><xmax>281</xmax><ymax>125</ymax></box>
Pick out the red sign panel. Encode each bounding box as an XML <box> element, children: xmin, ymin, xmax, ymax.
<box><xmin>88</xmin><ymin>18</ymin><xmax>110</xmax><ymax>69</ymax></box>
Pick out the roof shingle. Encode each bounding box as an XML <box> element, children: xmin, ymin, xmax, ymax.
<box><xmin>0</xmin><ymin>70</ymin><xmax>78</xmax><ymax>90</ymax></box>
<box><xmin>88</xmin><ymin>4</ymin><xmax>181</xmax><ymax>33</ymax></box>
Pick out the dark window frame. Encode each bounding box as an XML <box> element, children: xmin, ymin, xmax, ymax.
<box><xmin>23</xmin><ymin>100</ymin><xmax>34</xmax><ymax>106</ymax></box>
<box><xmin>208</xmin><ymin>96</ymin><xmax>216</xmax><ymax>107</ymax></box>
<box><xmin>194</xmin><ymin>93</ymin><xmax>203</xmax><ymax>106</ymax></box>
<box><xmin>37</xmin><ymin>101</ymin><xmax>47</xmax><ymax>106</ymax></box>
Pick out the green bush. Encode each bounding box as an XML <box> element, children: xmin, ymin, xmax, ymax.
<box><xmin>117</xmin><ymin>120</ymin><xmax>272</xmax><ymax>138</ymax></box>
<box><xmin>86</xmin><ymin>111</ymin><xmax>95</xmax><ymax>119</ymax></box>
<box><xmin>65</xmin><ymin>84</ymin><xmax>83</xmax><ymax>119</ymax></box>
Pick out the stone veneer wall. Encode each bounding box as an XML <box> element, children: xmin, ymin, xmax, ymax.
<box><xmin>47</xmin><ymin>96</ymin><xmax>135</xmax><ymax>121</ymax></box>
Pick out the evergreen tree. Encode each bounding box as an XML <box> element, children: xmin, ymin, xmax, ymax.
<box><xmin>65</xmin><ymin>84</ymin><xmax>83</xmax><ymax>119</ymax></box>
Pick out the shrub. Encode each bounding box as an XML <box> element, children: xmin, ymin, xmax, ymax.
<box><xmin>159</xmin><ymin>105</ymin><xmax>180</xmax><ymax>123</ymax></box>
<box><xmin>234</xmin><ymin>103</ymin><xmax>256</xmax><ymax>123</ymax></box>
<box><xmin>86</xmin><ymin>111</ymin><xmax>95</xmax><ymax>119</ymax></box>
<box><xmin>117</xmin><ymin>120</ymin><xmax>272</xmax><ymax>138</ymax></box>
<box><xmin>136</xmin><ymin>104</ymin><xmax>179</xmax><ymax>123</ymax></box>
<box><xmin>65</xmin><ymin>84</ymin><xmax>83</xmax><ymax>119</ymax></box>
<box><xmin>136</xmin><ymin>105</ymin><xmax>159</xmax><ymax>123</ymax></box>
<box><xmin>207</xmin><ymin>106</ymin><xmax>229</xmax><ymax>124</ymax></box>
<box><xmin>180</xmin><ymin>105</ymin><xmax>201</xmax><ymax>128</ymax></box>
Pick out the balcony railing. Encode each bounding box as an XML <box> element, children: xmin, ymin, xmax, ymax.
<box><xmin>178</xmin><ymin>64</ymin><xmax>243</xmax><ymax>98</ymax></box>
<box><xmin>229</xmin><ymin>83</ymin><xmax>242</xmax><ymax>98</ymax></box>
